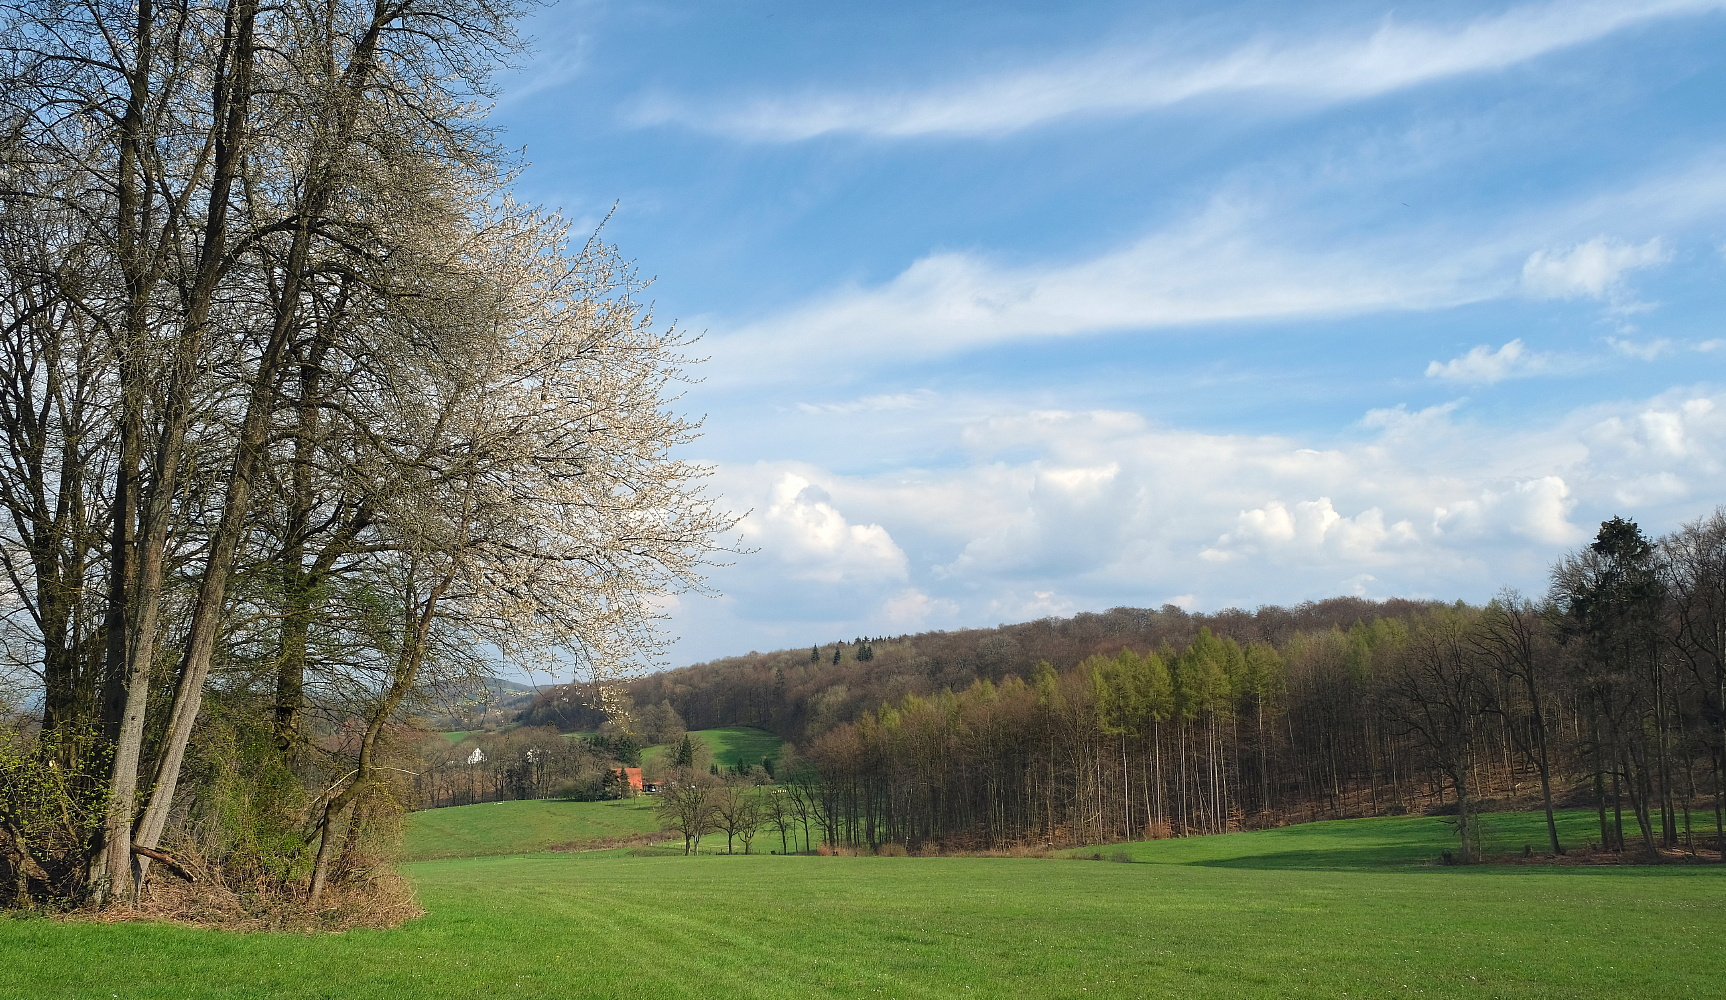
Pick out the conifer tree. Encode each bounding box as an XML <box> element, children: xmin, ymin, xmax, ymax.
<box><xmin>672</xmin><ymin>735</ymin><xmax>697</xmax><ymax>769</ymax></box>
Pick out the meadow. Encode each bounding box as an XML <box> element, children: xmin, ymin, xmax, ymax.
<box><xmin>4</xmin><ymin>808</ymin><xmax>1722</xmax><ymax>999</ymax></box>
<box><xmin>639</xmin><ymin>726</ymin><xmax>786</xmax><ymax>771</ymax></box>
<box><xmin>1055</xmin><ymin>809</ymin><xmax>1614</xmax><ymax>867</ymax></box>
<box><xmin>399</xmin><ymin>797</ymin><xmax>665</xmax><ymax>862</ymax></box>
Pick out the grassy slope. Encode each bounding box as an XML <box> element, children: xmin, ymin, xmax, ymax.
<box><xmin>6</xmin><ymin>813</ymin><xmax>1723</xmax><ymax>999</ymax></box>
<box><xmin>1059</xmin><ymin>809</ymin><xmax>1610</xmax><ymax>867</ymax></box>
<box><xmin>639</xmin><ymin>725</ymin><xmax>783</xmax><ymax>769</ymax></box>
<box><xmin>400</xmin><ymin>798</ymin><xmax>664</xmax><ymax>862</ymax></box>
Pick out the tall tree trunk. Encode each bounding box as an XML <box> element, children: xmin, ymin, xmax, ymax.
<box><xmin>99</xmin><ymin>0</ymin><xmax>262</xmax><ymax>902</ymax></box>
<box><xmin>309</xmin><ymin>574</ymin><xmax>447</xmax><ymax>904</ymax></box>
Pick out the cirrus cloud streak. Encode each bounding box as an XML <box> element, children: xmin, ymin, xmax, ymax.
<box><xmin>634</xmin><ymin>0</ymin><xmax>1726</xmax><ymax>140</ymax></box>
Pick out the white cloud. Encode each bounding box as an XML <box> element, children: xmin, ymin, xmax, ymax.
<box><xmin>878</xmin><ymin>588</ymin><xmax>959</xmax><ymax>629</ymax></box>
<box><xmin>710</xmin><ymin>199</ymin><xmax>1498</xmax><ymax>380</ymax></box>
<box><xmin>1521</xmin><ymin>236</ymin><xmax>1672</xmax><ymax>300</ymax></box>
<box><xmin>1608</xmin><ymin>336</ymin><xmax>1676</xmax><ymax>360</ymax></box>
<box><xmin>715</xmin><ymin>386</ymin><xmax>1723</xmax><ymax>620</ymax></box>
<box><xmin>983</xmin><ymin>589</ymin><xmax>1078</xmax><ymax>623</ymax></box>
<box><xmin>1432</xmin><ymin>476</ymin><xmax>1582</xmax><ymax>546</ymax></box>
<box><xmin>1425</xmin><ymin>339</ymin><xmax>1553</xmax><ymax>383</ymax></box>
<box><xmin>1207</xmin><ymin>498</ymin><xmax>1421</xmax><ymax>564</ymax></box>
<box><xmin>637</xmin><ymin>0</ymin><xmax>1726</xmax><ymax>140</ymax></box>
<box><xmin>671</xmin><ymin>386</ymin><xmax>1726</xmax><ymax>667</ymax></box>
<box><xmin>795</xmin><ymin>391</ymin><xmax>934</xmax><ymax>415</ymax></box>
<box><xmin>739</xmin><ymin>472</ymin><xmax>908</xmax><ymax>583</ymax></box>
<box><xmin>695</xmin><ymin>153</ymin><xmax>1726</xmax><ymax>384</ymax></box>
<box><xmin>499</xmin><ymin>22</ymin><xmax>595</xmax><ymax>106</ymax></box>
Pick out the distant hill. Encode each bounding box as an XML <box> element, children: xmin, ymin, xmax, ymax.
<box><xmin>518</xmin><ymin>597</ymin><xmax>1446</xmax><ymax>744</ymax></box>
<box><xmin>419</xmin><ymin>674</ymin><xmax>541</xmax><ymax>731</ymax></box>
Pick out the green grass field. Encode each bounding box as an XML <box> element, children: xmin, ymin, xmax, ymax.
<box><xmin>1058</xmin><ymin>809</ymin><xmax>1612</xmax><ymax>867</ymax></box>
<box><xmin>4</xmin><ymin>811</ymin><xmax>1722</xmax><ymax>999</ymax></box>
<box><xmin>639</xmin><ymin>725</ymin><xmax>785</xmax><ymax>770</ymax></box>
<box><xmin>400</xmin><ymin>797</ymin><xmax>665</xmax><ymax>862</ymax></box>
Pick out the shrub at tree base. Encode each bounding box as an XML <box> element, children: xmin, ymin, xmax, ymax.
<box><xmin>82</xmin><ymin>849</ymin><xmax>423</xmax><ymax>933</ymax></box>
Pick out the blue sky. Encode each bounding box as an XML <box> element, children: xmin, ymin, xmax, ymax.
<box><xmin>491</xmin><ymin>0</ymin><xmax>1726</xmax><ymax>671</ymax></box>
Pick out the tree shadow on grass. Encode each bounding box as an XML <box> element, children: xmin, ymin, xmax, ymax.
<box><xmin>1113</xmin><ymin>811</ymin><xmax>1699</xmax><ymax>874</ymax></box>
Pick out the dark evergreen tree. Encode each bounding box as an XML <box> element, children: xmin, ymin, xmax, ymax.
<box><xmin>610</xmin><ymin>733</ymin><xmax>643</xmax><ymax>767</ymax></box>
<box><xmin>672</xmin><ymin>734</ymin><xmax>697</xmax><ymax>768</ymax></box>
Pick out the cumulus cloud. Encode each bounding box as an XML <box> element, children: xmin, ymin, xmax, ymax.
<box><xmin>1432</xmin><ymin>476</ymin><xmax>1582</xmax><ymax>546</ymax></box>
<box><xmin>703</xmin><ymin>388</ymin><xmax>1726</xmax><ymax>644</ymax></box>
<box><xmin>1585</xmin><ymin>396</ymin><xmax>1720</xmax><ymax>462</ymax></box>
<box><xmin>1204</xmin><ymin>498</ymin><xmax>1420</xmax><ymax>564</ymax></box>
<box><xmin>1425</xmin><ymin>339</ymin><xmax>1554</xmax><ymax>383</ymax></box>
<box><xmin>1521</xmin><ymin>236</ymin><xmax>1671</xmax><ymax>300</ymax></box>
<box><xmin>739</xmin><ymin>472</ymin><xmax>908</xmax><ymax>583</ymax></box>
<box><xmin>636</xmin><ymin>0</ymin><xmax>1725</xmax><ymax>140</ymax></box>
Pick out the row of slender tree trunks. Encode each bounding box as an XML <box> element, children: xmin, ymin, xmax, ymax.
<box><xmin>804</xmin><ymin>686</ymin><xmax>1725</xmax><ymax>853</ymax></box>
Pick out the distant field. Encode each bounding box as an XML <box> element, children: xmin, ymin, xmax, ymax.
<box><xmin>400</xmin><ymin>798</ymin><xmax>665</xmax><ymax>861</ymax></box>
<box><xmin>1060</xmin><ymin>809</ymin><xmax>1611</xmax><ymax>867</ymax></box>
<box><xmin>6</xmin><ymin>809</ymin><xmax>1724</xmax><ymax>999</ymax></box>
<box><xmin>640</xmin><ymin>725</ymin><xmax>784</xmax><ymax>770</ymax></box>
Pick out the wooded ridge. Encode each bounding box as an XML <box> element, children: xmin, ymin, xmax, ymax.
<box><xmin>522</xmin><ymin>511</ymin><xmax>1726</xmax><ymax>859</ymax></box>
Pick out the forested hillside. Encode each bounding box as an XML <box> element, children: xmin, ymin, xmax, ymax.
<box><xmin>521</xmin><ymin>512</ymin><xmax>1726</xmax><ymax>858</ymax></box>
<box><xmin>520</xmin><ymin>596</ymin><xmax>1445</xmax><ymax>737</ymax></box>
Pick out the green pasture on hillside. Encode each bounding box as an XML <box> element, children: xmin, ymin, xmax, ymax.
<box><xmin>639</xmin><ymin>725</ymin><xmax>784</xmax><ymax>770</ymax></box>
<box><xmin>5</xmin><ymin>812</ymin><xmax>1723</xmax><ymax>999</ymax></box>
<box><xmin>400</xmin><ymin>798</ymin><xmax>664</xmax><ymax>862</ymax></box>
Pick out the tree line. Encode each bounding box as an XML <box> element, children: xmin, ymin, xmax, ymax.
<box><xmin>0</xmin><ymin>0</ymin><xmax>725</xmax><ymax>915</ymax></box>
<box><xmin>794</xmin><ymin>513</ymin><xmax>1725</xmax><ymax>858</ymax></box>
<box><xmin>538</xmin><ymin>596</ymin><xmax>1444</xmax><ymax>743</ymax></box>
<box><xmin>607</xmin><ymin>514</ymin><xmax>1726</xmax><ymax>860</ymax></box>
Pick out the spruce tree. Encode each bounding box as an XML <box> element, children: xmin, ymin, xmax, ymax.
<box><xmin>672</xmin><ymin>734</ymin><xmax>696</xmax><ymax>768</ymax></box>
